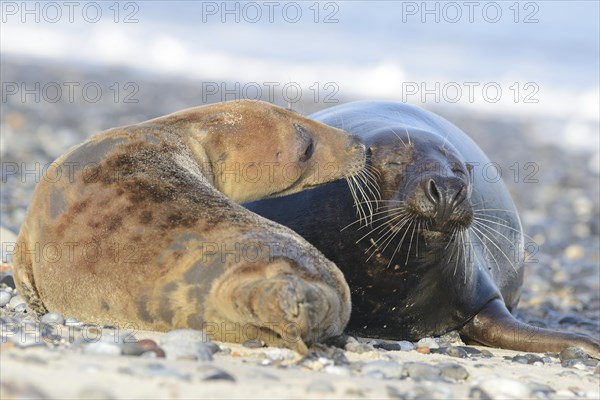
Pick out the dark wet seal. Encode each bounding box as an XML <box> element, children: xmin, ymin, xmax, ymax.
<box><xmin>246</xmin><ymin>100</ymin><xmax>600</xmax><ymax>358</ymax></box>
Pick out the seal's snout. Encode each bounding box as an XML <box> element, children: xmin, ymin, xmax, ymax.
<box><xmin>424</xmin><ymin>177</ymin><xmax>468</xmax><ymax>209</ymax></box>
<box><xmin>342</xmin><ymin>135</ymin><xmax>367</xmax><ymax>177</ymax></box>
<box><xmin>412</xmin><ymin>175</ymin><xmax>472</xmax><ymax>231</ymax></box>
<box><xmin>346</xmin><ymin>135</ymin><xmax>366</xmax><ymax>154</ymax></box>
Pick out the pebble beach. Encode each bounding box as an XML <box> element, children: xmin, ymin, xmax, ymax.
<box><xmin>1</xmin><ymin>59</ymin><xmax>599</xmax><ymax>399</ymax></box>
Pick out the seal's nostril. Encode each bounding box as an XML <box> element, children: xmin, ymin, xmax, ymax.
<box><xmin>426</xmin><ymin>179</ymin><xmax>441</xmax><ymax>204</ymax></box>
<box><xmin>453</xmin><ymin>184</ymin><xmax>467</xmax><ymax>206</ymax></box>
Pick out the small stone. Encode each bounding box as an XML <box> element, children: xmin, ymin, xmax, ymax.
<box><xmin>8</xmin><ymin>295</ymin><xmax>25</xmax><ymax>309</ymax></box>
<box><xmin>461</xmin><ymin>347</ymin><xmax>483</xmax><ymax>357</ymax></box>
<box><xmin>559</xmin><ymin>346</ymin><xmax>588</xmax><ymax>363</ymax></box>
<box><xmin>298</xmin><ymin>357</ymin><xmax>324</xmax><ymax>371</ymax></box>
<box><xmin>137</xmin><ymin>339</ymin><xmax>158</xmax><ymax>350</ymax></box>
<box><xmin>416</xmin><ymin>347</ymin><xmax>430</xmax><ymax>354</ymax></box>
<box><xmin>361</xmin><ymin>360</ymin><xmax>404</xmax><ymax>379</ymax></box>
<box><xmin>511</xmin><ymin>355</ymin><xmax>529</xmax><ymax>364</ymax></box>
<box><xmin>524</xmin><ymin>354</ymin><xmax>544</xmax><ymax>365</ymax></box>
<box><xmin>397</xmin><ymin>340</ymin><xmax>416</xmax><ymax>351</ymax></box>
<box><xmin>160</xmin><ymin>329</ymin><xmax>213</xmax><ymax>361</ymax></box>
<box><xmin>344</xmin><ymin>340</ymin><xmax>375</xmax><ymax>353</ymax></box>
<box><xmin>439</xmin><ymin>331</ymin><xmax>465</xmax><ymax>346</ymax></box>
<box><xmin>470</xmin><ymin>377</ymin><xmax>531</xmax><ymax>399</ymax></box>
<box><xmin>83</xmin><ymin>341</ymin><xmax>122</xmax><ymax>356</ymax></box>
<box><xmin>309</xmin><ymin>344</ymin><xmax>348</xmax><ymax>365</ymax></box>
<box><xmin>562</xmin><ymin>359</ymin><xmax>587</xmax><ymax>370</ymax></box>
<box><xmin>0</xmin><ymin>274</ymin><xmax>15</xmax><ymax>289</ymax></box>
<box><xmin>243</xmin><ymin>339</ymin><xmax>265</xmax><ymax>348</ymax></box>
<box><xmin>479</xmin><ymin>349</ymin><xmax>494</xmax><ymax>358</ymax></box>
<box><xmin>416</xmin><ymin>337</ymin><xmax>439</xmax><ymax>349</ymax></box>
<box><xmin>0</xmin><ymin>290</ymin><xmax>11</xmax><ymax>307</ymax></box>
<box><xmin>446</xmin><ymin>346</ymin><xmax>468</xmax><ymax>358</ymax></box>
<box><xmin>40</xmin><ymin>312</ymin><xmax>64</xmax><ymax>325</ymax></box>
<box><xmin>151</xmin><ymin>348</ymin><xmax>166</xmax><ymax>358</ymax></box>
<box><xmin>13</xmin><ymin>303</ymin><xmax>27</xmax><ymax>313</ymax></box>
<box><xmin>439</xmin><ymin>363</ymin><xmax>469</xmax><ymax>380</ymax></box>
<box><xmin>307</xmin><ymin>380</ymin><xmax>335</xmax><ymax>393</ymax></box>
<box><xmin>403</xmin><ymin>362</ymin><xmax>441</xmax><ymax>379</ymax></box>
<box><xmin>372</xmin><ymin>339</ymin><xmax>404</xmax><ymax>351</ymax></box>
<box><xmin>122</xmin><ymin>342</ymin><xmax>146</xmax><ymax>356</ymax></box>
<box><xmin>541</xmin><ymin>356</ymin><xmax>553</xmax><ymax>364</ymax></box>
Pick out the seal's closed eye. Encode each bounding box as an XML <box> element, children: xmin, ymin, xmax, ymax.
<box><xmin>294</xmin><ymin>123</ymin><xmax>315</xmax><ymax>162</ymax></box>
<box><xmin>300</xmin><ymin>138</ymin><xmax>314</xmax><ymax>162</ymax></box>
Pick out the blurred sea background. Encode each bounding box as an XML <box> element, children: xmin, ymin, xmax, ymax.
<box><xmin>1</xmin><ymin>1</ymin><xmax>599</xmax><ymax>335</ymax></box>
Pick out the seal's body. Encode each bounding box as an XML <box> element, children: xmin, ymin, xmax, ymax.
<box><xmin>247</xmin><ymin>101</ymin><xmax>600</xmax><ymax>356</ymax></box>
<box><xmin>13</xmin><ymin>100</ymin><xmax>365</xmax><ymax>353</ymax></box>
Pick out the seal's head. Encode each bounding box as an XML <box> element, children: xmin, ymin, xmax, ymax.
<box><xmin>158</xmin><ymin>100</ymin><xmax>365</xmax><ymax>203</ymax></box>
<box><xmin>355</xmin><ymin>129</ymin><xmax>474</xmax><ymax>254</ymax></box>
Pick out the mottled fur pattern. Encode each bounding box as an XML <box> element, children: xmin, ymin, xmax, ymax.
<box><xmin>13</xmin><ymin>100</ymin><xmax>364</xmax><ymax>353</ymax></box>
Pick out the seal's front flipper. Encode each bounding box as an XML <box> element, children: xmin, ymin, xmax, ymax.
<box><xmin>460</xmin><ymin>299</ymin><xmax>600</xmax><ymax>359</ymax></box>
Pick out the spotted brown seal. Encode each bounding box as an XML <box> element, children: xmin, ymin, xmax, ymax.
<box><xmin>13</xmin><ymin>100</ymin><xmax>366</xmax><ymax>353</ymax></box>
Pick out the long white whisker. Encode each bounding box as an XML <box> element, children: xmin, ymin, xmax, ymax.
<box><xmin>470</xmin><ymin>224</ymin><xmax>517</xmax><ymax>274</ymax></box>
<box><xmin>385</xmin><ymin>217</ymin><xmax>415</xmax><ymax>268</ymax></box>
<box><xmin>358</xmin><ymin>211</ymin><xmax>410</xmax><ymax>246</ymax></box>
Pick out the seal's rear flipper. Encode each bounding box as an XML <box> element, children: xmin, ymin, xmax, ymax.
<box><xmin>460</xmin><ymin>299</ymin><xmax>600</xmax><ymax>359</ymax></box>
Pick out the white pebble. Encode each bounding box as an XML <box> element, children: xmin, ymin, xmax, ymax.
<box><xmin>160</xmin><ymin>329</ymin><xmax>213</xmax><ymax>361</ymax></box>
<box><xmin>471</xmin><ymin>377</ymin><xmax>531</xmax><ymax>399</ymax></box>
<box><xmin>84</xmin><ymin>342</ymin><xmax>122</xmax><ymax>356</ymax></box>
<box><xmin>416</xmin><ymin>337</ymin><xmax>439</xmax><ymax>349</ymax></box>
<box><xmin>8</xmin><ymin>295</ymin><xmax>25</xmax><ymax>309</ymax></box>
<box><xmin>41</xmin><ymin>312</ymin><xmax>65</xmax><ymax>325</ymax></box>
<box><xmin>0</xmin><ymin>291</ymin><xmax>11</xmax><ymax>307</ymax></box>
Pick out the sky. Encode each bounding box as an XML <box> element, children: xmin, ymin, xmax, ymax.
<box><xmin>1</xmin><ymin>0</ymin><xmax>599</xmax><ymax>150</ymax></box>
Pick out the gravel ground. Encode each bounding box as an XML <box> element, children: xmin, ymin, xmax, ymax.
<box><xmin>1</xmin><ymin>59</ymin><xmax>599</xmax><ymax>399</ymax></box>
